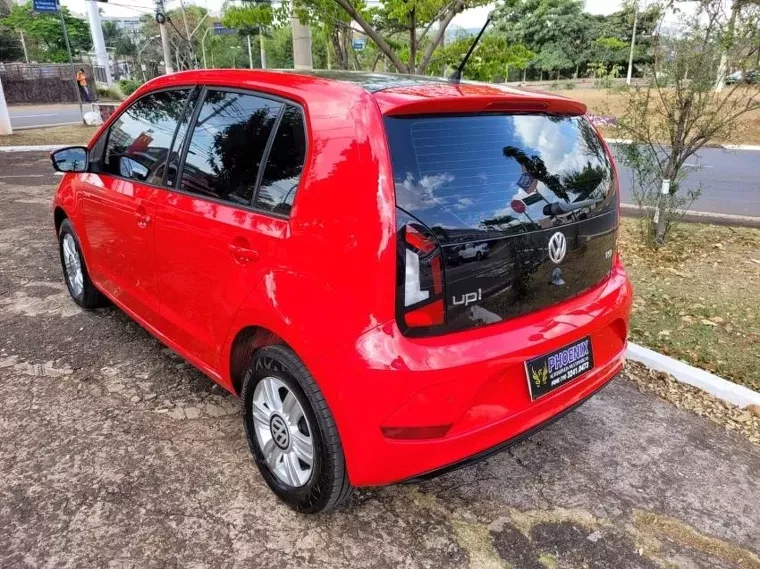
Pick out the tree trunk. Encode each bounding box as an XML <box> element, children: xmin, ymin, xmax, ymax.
<box><xmin>654</xmin><ymin>156</ymin><xmax>677</xmax><ymax>245</ymax></box>
<box><xmin>574</xmin><ymin>63</ymin><xmax>579</xmax><ymax>79</ymax></box>
<box><xmin>523</xmin><ymin>68</ymin><xmax>527</xmax><ymax>82</ymax></box>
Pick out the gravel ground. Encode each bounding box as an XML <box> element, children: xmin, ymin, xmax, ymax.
<box><xmin>2</xmin><ymin>152</ymin><xmax>760</xmax><ymax>569</ymax></box>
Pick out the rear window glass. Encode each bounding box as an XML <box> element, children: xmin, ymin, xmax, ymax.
<box><xmin>384</xmin><ymin>114</ymin><xmax>615</xmax><ymax>235</ymax></box>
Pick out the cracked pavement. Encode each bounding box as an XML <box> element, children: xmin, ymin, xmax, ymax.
<box><xmin>1</xmin><ymin>151</ymin><xmax>760</xmax><ymax>569</ymax></box>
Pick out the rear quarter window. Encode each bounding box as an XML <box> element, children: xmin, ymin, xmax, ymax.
<box><xmin>384</xmin><ymin>114</ymin><xmax>615</xmax><ymax>237</ymax></box>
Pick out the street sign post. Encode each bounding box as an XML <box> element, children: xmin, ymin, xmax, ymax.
<box><xmin>32</xmin><ymin>0</ymin><xmax>85</xmax><ymax>123</ymax></box>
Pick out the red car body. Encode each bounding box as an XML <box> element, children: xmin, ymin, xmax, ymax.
<box><xmin>53</xmin><ymin>70</ymin><xmax>632</xmax><ymax>488</ymax></box>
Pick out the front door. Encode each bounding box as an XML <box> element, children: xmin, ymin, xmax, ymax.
<box><xmin>81</xmin><ymin>88</ymin><xmax>194</xmax><ymax>325</ymax></box>
<box><xmin>154</xmin><ymin>88</ymin><xmax>307</xmax><ymax>370</ymax></box>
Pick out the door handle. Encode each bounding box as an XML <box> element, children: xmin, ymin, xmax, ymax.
<box><xmin>228</xmin><ymin>241</ymin><xmax>259</xmax><ymax>264</ymax></box>
<box><xmin>135</xmin><ymin>206</ymin><xmax>151</xmax><ymax>229</ymax></box>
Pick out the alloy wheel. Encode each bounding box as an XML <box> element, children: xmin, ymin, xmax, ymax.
<box><xmin>62</xmin><ymin>233</ymin><xmax>84</xmax><ymax>297</ymax></box>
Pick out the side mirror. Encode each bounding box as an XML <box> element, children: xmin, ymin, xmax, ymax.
<box><xmin>51</xmin><ymin>146</ymin><xmax>89</xmax><ymax>173</ymax></box>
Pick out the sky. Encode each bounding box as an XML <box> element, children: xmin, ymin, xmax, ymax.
<box><xmin>59</xmin><ymin>0</ymin><xmax>627</xmax><ymax>24</ymax></box>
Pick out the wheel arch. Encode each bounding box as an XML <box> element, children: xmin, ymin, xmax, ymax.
<box><xmin>228</xmin><ymin>325</ymin><xmax>287</xmax><ymax>395</ymax></box>
<box><xmin>54</xmin><ymin>206</ymin><xmax>68</xmax><ymax>234</ymax></box>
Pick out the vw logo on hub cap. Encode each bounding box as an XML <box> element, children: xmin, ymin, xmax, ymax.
<box><xmin>548</xmin><ymin>232</ymin><xmax>567</xmax><ymax>264</ymax></box>
<box><xmin>270</xmin><ymin>414</ymin><xmax>290</xmax><ymax>449</ymax></box>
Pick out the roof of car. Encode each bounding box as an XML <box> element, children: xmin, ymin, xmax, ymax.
<box><xmin>140</xmin><ymin>69</ymin><xmax>588</xmax><ymax>116</ymax></box>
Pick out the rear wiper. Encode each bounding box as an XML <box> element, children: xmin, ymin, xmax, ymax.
<box><xmin>543</xmin><ymin>199</ymin><xmax>601</xmax><ymax>217</ymax></box>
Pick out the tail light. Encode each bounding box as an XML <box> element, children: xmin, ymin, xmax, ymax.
<box><xmin>397</xmin><ymin>221</ymin><xmax>445</xmax><ymax>332</ymax></box>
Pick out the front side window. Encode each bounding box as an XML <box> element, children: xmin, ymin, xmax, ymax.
<box><xmin>180</xmin><ymin>90</ymin><xmax>282</xmax><ymax>206</ymax></box>
<box><xmin>254</xmin><ymin>104</ymin><xmax>307</xmax><ymax>215</ymax></box>
<box><xmin>103</xmin><ymin>89</ymin><xmax>191</xmax><ymax>184</ymax></box>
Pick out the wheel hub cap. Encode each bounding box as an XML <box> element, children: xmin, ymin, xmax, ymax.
<box><xmin>252</xmin><ymin>376</ymin><xmax>314</xmax><ymax>487</ymax></box>
<box><xmin>270</xmin><ymin>414</ymin><xmax>290</xmax><ymax>450</ymax></box>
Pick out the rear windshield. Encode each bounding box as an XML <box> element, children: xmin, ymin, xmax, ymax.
<box><xmin>384</xmin><ymin>114</ymin><xmax>615</xmax><ymax>238</ymax></box>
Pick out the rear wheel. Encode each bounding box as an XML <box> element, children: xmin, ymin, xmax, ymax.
<box><xmin>58</xmin><ymin>219</ymin><xmax>108</xmax><ymax>309</ymax></box>
<box><xmin>241</xmin><ymin>344</ymin><xmax>353</xmax><ymax>513</ymax></box>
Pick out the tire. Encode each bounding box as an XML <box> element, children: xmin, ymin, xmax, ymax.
<box><xmin>58</xmin><ymin>218</ymin><xmax>109</xmax><ymax>309</ymax></box>
<box><xmin>241</xmin><ymin>344</ymin><xmax>353</xmax><ymax>513</ymax></box>
<box><xmin>475</xmin><ymin>251</ymin><xmax>483</xmax><ymax>261</ymax></box>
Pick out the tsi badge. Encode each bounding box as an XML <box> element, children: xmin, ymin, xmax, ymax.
<box><xmin>453</xmin><ymin>288</ymin><xmax>482</xmax><ymax>307</ymax></box>
<box><xmin>548</xmin><ymin>232</ymin><xmax>567</xmax><ymax>264</ymax></box>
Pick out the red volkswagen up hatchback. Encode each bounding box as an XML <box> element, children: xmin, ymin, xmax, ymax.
<box><xmin>51</xmin><ymin>70</ymin><xmax>632</xmax><ymax>513</ymax></box>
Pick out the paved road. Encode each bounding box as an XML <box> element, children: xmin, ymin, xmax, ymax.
<box><xmin>8</xmin><ymin>103</ymin><xmax>84</xmax><ymax>129</ymax></box>
<box><xmin>2</xmin><ymin>153</ymin><xmax>760</xmax><ymax>568</ymax></box>
<box><xmin>612</xmin><ymin>145</ymin><xmax>760</xmax><ymax>217</ymax></box>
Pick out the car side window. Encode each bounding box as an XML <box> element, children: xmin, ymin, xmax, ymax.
<box><xmin>102</xmin><ymin>89</ymin><xmax>191</xmax><ymax>185</ymax></box>
<box><xmin>254</xmin><ymin>104</ymin><xmax>307</xmax><ymax>216</ymax></box>
<box><xmin>179</xmin><ymin>90</ymin><xmax>282</xmax><ymax>206</ymax></box>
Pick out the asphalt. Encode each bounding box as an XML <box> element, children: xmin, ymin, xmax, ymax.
<box><xmin>8</xmin><ymin>103</ymin><xmax>85</xmax><ymax>129</ymax></box>
<box><xmin>1</xmin><ymin>152</ymin><xmax>760</xmax><ymax>568</ymax></box>
<box><xmin>612</xmin><ymin>145</ymin><xmax>760</xmax><ymax>218</ymax></box>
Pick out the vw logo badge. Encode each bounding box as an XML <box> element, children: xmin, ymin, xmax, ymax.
<box><xmin>548</xmin><ymin>232</ymin><xmax>567</xmax><ymax>264</ymax></box>
<box><xmin>270</xmin><ymin>415</ymin><xmax>290</xmax><ymax>450</ymax></box>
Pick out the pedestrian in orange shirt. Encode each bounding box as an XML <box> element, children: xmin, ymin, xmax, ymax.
<box><xmin>76</xmin><ymin>69</ymin><xmax>91</xmax><ymax>103</ymax></box>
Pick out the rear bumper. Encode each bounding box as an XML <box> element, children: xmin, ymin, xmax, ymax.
<box><xmin>311</xmin><ymin>259</ymin><xmax>633</xmax><ymax>486</ymax></box>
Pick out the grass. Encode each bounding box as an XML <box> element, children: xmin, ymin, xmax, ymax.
<box><xmin>544</xmin><ymin>88</ymin><xmax>760</xmax><ymax>146</ymax></box>
<box><xmin>0</xmin><ymin>124</ymin><xmax>99</xmax><ymax>147</ymax></box>
<box><xmin>620</xmin><ymin>218</ymin><xmax>760</xmax><ymax>391</ymax></box>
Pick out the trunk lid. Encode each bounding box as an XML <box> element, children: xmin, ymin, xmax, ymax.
<box><xmin>385</xmin><ymin>113</ymin><xmax>618</xmax><ymax>335</ymax></box>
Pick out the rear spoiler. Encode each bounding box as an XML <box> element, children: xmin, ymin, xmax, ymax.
<box><xmin>375</xmin><ymin>93</ymin><xmax>587</xmax><ymax>117</ymax></box>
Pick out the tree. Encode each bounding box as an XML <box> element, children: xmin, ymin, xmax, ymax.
<box><xmin>102</xmin><ymin>20</ymin><xmax>136</xmax><ymax>60</ymax></box>
<box><xmin>139</xmin><ymin>5</ymin><xmax>207</xmax><ymax>70</ymax></box>
<box><xmin>617</xmin><ymin>0</ymin><xmax>760</xmax><ymax>246</ymax></box>
<box><xmin>0</xmin><ymin>2</ymin><xmax>91</xmax><ymax>62</ymax></box>
<box><xmin>294</xmin><ymin>0</ymin><xmax>490</xmax><ymax>74</ymax></box>
<box><xmin>492</xmin><ymin>0</ymin><xmax>589</xmax><ymax>78</ymax></box>
<box><xmin>430</xmin><ymin>33</ymin><xmax>535</xmax><ymax>80</ymax></box>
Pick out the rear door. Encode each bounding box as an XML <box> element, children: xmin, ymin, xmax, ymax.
<box><xmin>153</xmin><ymin>88</ymin><xmax>307</xmax><ymax>369</ymax></box>
<box><xmin>385</xmin><ymin>113</ymin><xmax>618</xmax><ymax>334</ymax></box>
<box><xmin>81</xmin><ymin>88</ymin><xmax>193</xmax><ymax>324</ymax></box>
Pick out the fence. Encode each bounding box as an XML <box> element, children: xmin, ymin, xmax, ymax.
<box><xmin>0</xmin><ymin>63</ymin><xmax>98</xmax><ymax>104</ymax></box>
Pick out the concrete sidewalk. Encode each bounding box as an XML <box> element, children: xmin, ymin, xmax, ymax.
<box><xmin>2</xmin><ymin>164</ymin><xmax>760</xmax><ymax>569</ymax></box>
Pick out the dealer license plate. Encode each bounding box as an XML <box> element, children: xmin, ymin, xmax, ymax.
<box><xmin>525</xmin><ymin>337</ymin><xmax>594</xmax><ymax>400</ymax></box>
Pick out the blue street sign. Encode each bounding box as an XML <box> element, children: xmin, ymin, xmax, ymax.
<box><xmin>352</xmin><ymin>38</ymin><xmax>366</xmax><ymax>51</ymax></box>
<box><xmin>33</xmin><ymin>0</ymin><xmax>59</xmax><ymax>12</ymax></box>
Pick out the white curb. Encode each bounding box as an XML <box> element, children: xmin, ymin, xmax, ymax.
<box><xmin>0</xmin><ymin>145</ymin><xmax>65</xmax><ymax>152</ymax></box>
<box><xmin>626</xmin><ymin>342</ymin><xmax>760</xmax><ymax>408</ymax></box>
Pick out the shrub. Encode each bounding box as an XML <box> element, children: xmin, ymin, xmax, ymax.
<box><xmin>119</xmin><ymin>79</ymin><xmax>142</xmax><ymax>96</ymax></box>
<box><xmin>564</xmin><ymin>81</ymin><xmax>576</xmax><ymax>90</ymax></box>
<box><xmin>97</xmin><ymin>84</ymin><xmax>125</xmax><ymax>101</ymax></box>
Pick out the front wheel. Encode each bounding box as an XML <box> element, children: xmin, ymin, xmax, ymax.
<box><xmin>241</xmin><ymin>345</ymin><xmax>353</xmax><ymax>513</ymax></box>
<box><xmin>58</xmin><ymin>219</ymin><xmax>108</xmax><ymax>309</ymax></box>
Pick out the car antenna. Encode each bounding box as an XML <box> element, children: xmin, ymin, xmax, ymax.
<box><xmin>448</xmin><ymin>17</ymin><xmax>491</xmax><ymax>84</ymax></box>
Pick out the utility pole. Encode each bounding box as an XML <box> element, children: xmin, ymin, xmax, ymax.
<box><xmin>247</xmin><ymin>34</ymin><xmax>254</xmax><ymax>69</ymax></box>
<box><xmin>155</xmin><ymin>0</ymin><xmax>174</xmax><ymax>74</ymax></box>
<box><xmin>86</xmin><ymin>0</ymin><xmax>112</xmax><ymax>86</ymax></box>
<box><xmin>626</xmin><ymin>0</ymin><xmax>639</xmax><ymax>85</ymax></box>
<box><xmin>290</xmin><ymin>0</ymin><xmax>312</xmax><ymax>70</ymax></box>
<box><xmin>0</xmin><ymin>74</ymin><xmax>12</xmax><ymax>136</ymax></box>
<box><xmin>59</xmin><ymin>7</ymin><xmax>86</xmax><ymax>124</ymax></box>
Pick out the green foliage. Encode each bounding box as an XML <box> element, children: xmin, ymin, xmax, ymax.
<box><xmin>0</xmin><ymin>1</ymin><xmax>91</xmax><ymax>62</ymax></box>
<box><xmin>119</xmin><ymin>78</ymin><xmax>141</xmax><ymax>96</ymax></box>
<box><xmin>292</xmin><ymin>0</ymin><xmax>490</xmax><ymax>73</ymax></box>
<box><xmin>102</xmin><ymin>20</ymin><xmax>136</xmax><ymax>59</ymax></box>
<box><xmin>431</xmin><ymin>33</ymin><xmax>535</xmax><ymax>81</ymax></box>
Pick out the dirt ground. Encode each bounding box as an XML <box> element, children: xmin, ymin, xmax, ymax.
<box><xmin>2</xmin><ymin>152</ymin><xmax>760</xmax><ymax>569</ymax></box>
